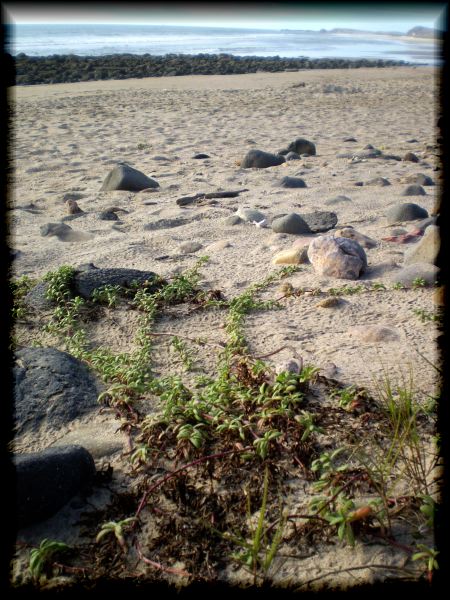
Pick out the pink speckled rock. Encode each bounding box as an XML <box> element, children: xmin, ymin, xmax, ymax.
<box><xmin>307</xmin><ymin>236</ymin><xmax>367</xmax><ymax>280</ymax></box>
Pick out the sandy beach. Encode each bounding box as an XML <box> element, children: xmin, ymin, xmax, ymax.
<box><xmin>9</xmin><ymin>66</ymin><xmax>442</xmax><ymax>591</ymax></box>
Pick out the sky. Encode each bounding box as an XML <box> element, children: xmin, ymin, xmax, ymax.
<box><xmin>2</xmin><ymin>2</ymin><xmax>447</xmax><ymax>33</ymax></box>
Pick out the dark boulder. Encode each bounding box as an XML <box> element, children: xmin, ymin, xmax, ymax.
<box><xmin>300</xmin><ymin>211</ymin><xmax>338</xmax><ymax>233</ymax></box>
<box><xmin>14</xmin><ymin>445</ymin><xmax>96</xmax><ymax>527</ymax></box>
<box><xmin>13</xmin><ymin>348</ymin><xmax>101</xmax><ymax>436</ymax></box>
<box><xmin>241</xmin><ymin>149</ymin><xmax>285</xmax><ymax>169</ymax></box>
<box><xmin>285</xmin><ymin>138</ymin><xmax>316</xmax><ymax>156</ymax></box>
<box><xmin>73</xmin><ymin>267</ymin><xmax>163</xmax><ymax>298</ymax></box>
<box><xmin>403</xmin><ymin>173</ymin><xmax>434</xmax><ymax>186</ymax></box>
<box><xmin>403</xmin><ymin>152</ymin><xmax>419</xmax><ymax>162</ymax></box>
<box><xmin>279</xmin><ymin>176</ymin><xmax>307</xmax><ymax>188</ymax></box>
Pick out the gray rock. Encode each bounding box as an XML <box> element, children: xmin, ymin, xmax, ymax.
<box><xmin>390</xmin><ymin>263</ymin><xmax>439</xmax><ymax>287</ymax></box>
<box><xmin>13</xmin><ymin>348</ymin><xmax>101</xmax><ymax>437</ymax></box>
<box><xmin>241</xmin><ymin>149</ymin><xmax>285</xmax><ymax>169</ymax></box>
<box><xmin>235</xmin><ymin>207</ymin><xmax>266</xmax><ymax>223</ymax></box>
<box><xmin>401</xmin><ymin>184</ymin><xmax>426</xmax><ymax>196</ymax></box>
<box><xmin>403</xmin><ymin>152</ymin><xmax>420</xmax><ymax>162</ymax></box>
<box><xmin>403</xmin><ymin>173</ymin><xmax>434</xmax><ymax>186</ymax></box>
<box><xmin>100</xmin><ymin>164</ymin><xmax>159</xmax><ymax>192</ymax></box>
<box><xmin>40</xmin><ymin>222</ymin><xmax>93</xmax><ymax>243</ymax></box>
<box><xmin>271</xmin><ymin>213</ymin><xmax>310</xmax><ymax>234</ymax></box>
<box><xmin>325</xmin><ymin>195</ymin><xmax>352</xmax><ymax>205</ymax></box>
<box><xmin>285</xmin><ymin>152</ymin><xmax>300</xmax><ymax>161</ymax></box>
<box><xmin>40</xmin><ymin>222</ymin><xmax>73</xmax><ymax>238</ymax></box>
<box><xmin>74</xmin><ymin>267</ymin><xmax>162</xmax><ymax>298</ymax></box>
<box><xmin>98</xmin><ymin>210</ymin><xmax>119</xmax><ymax>221</ymax></box>
<box><xmin>14</xmin><ymin>445</ymin><xmax>96</xmax><ymax>527</ymax></box>
<box><xmin>285</xmin><ymin>138</ymin><xmax>316</xmax><ymax>156</ymax></box>
<box><xmin>365</xmin><ymin>177</ymin><xmax>391</xmax><ymax>186</ymax></box>
<box><xmin>308</xmin><ymin>236</ymin><xmax>367</xmax><ymax>280</ymax></box>
<box><xmin>386</xmin><ymin>203</ymin><xmax>428</xmax><ymax>224</ymax></box>
<box><xmin>300</xmin><ymin>211</ymin><xmax>338</xmax><ymax>233</ymax></box>
<box><xmin>404</xmin><ymin>225</ymin><xmax>439</xmax><ymax>265</ymax></box>
<box><xmin>193</xmin><ymin>153</ymin><xmax>210</xmax><ymax>159</ymax></box>
<box><xmin>279</xmin><ymin>176</ymin><xmax>307</xmax><ymax>188</ymax></box>
<box><xmin>225</xmin><ymin>215</ymin><xmax>243</xmax><ymax>225</ymax></box>
<box><xmin>23</xmin><ymin>281</ymin><xmax>54</xmax><ymax>311</ymax></box>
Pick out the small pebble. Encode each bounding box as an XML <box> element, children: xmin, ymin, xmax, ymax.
<box><xmin>316</xmin><ymin>296</ymin><xmax>341</xmax><ymax>308</ymax></box>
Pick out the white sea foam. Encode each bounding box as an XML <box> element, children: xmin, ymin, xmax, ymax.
<box><xmin>5</xmin><ymin>23</ymin><xmax>440</xmax><ymax>64</ymax></box>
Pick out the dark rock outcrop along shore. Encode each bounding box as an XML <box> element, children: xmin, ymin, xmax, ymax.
<box><xmin>9</xmin><ymin>52</ymin><xmax>413</xmax><ymax>86</ymax></box>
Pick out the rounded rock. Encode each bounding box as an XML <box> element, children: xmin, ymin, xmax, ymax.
<box><xmin>286</xmin><ymin>138</ymin><xmax>316</xmax><ymax>156</ymax></box>
<box><xmin>365</xmin><ymin>177</ymin><xmax>391</xmax><ymax>186</ymax></box>
<box><xmin>100</xmin><ymin>164</ymin><xmax>159</xmax><ymax>192</ymax></box>
<box><xmin>386</xmin><ymin>203</ymin><xmax>428</xmax><ymax>224</ymax></box>
<box><xmin>403</xmin><ymin>152</ymin><xmax>420</xmax><ymax>163</ymax></box>
<box><xmin>279</xmin><ymin>176</ymin><xmax>307</xmax><ymax>188</ymax></box>
<box><xmin>14</xmin><ymin>445</ymin><xmax>96</xmax><ymax>527</ymax></box>
<box><xmin>241</xmin><ymin>149</ymin><xmax>285</xmax><ymax>169</ymax></box>
<box><xmin>271</xmin><ymin>213</ymin><xmax>310</xmax><ymax>234</ymax></box>
<box><xmin>308</xmin><ymin>236</ymin><xmax>367</xmax><ymax>280</ymax></box>
<box><xmin>401</xmin><ymin>184</ymin><xmax>426</xmax><ymax>197</ymax></box>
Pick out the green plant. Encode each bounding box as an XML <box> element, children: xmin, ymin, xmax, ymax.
<box><xmin>91</xmin><ymin>284</ymin><xmax>122</xmax><ymax>307</ymax></box>
<box><xmin>392</xmin><ymin>282</ymin><xmax>405</xmax><ymax>290</ymax></box>
<box><xmin>295</xmin><ymin>410</ymin><xmax>324</xmax><ymax>441</ymax></box>
<box><xmin>44</xmin><ymin>265</ymin><xmax>76</xmax><ymax>303</ymax></box>
<box><xmin>96</xmin><ymin>517</ymin><xmax>137</xmax><ymax>553</ymax></box>
<box><xmin>223</xmin><ymin>466</ymin><xmax>286</xmax><ymax>584</ymax></box>
<box><xmin>28</xmin><ymin>539</ymin><xmax>70</xmax><ymax>581</ymax></box>
<box><xmin>171</xmin><ymin>336</ymin><xmax>195</xmax><ymax>371</ymax></box>
<box><xmin>412</xmin><ymin>308</ymin><xmax>442</xmax><ymax>323</ymax></box>
<box><xmin>330</xmin><ymin>385</ymin><xmax>358</xmax><ymax>411</ymax></box>
<box><xmin>328</xmin><ymin>284</ymin><xmax>365</xmax><ymax>296</ymax></box>
<box><xmin>323</xmin><ymin>495</ymin><xmax>357</xmax><ymax>546</ymax></box>
<box><xmin>253</xmin><ymin>429</ymin><xmax>282</xmax><ymax>459</ymax></box>
<box><xmin>311</xmin><ymin>448</ymin><xmax>348</xmax><ymax>492</ymax></box>
<box><xmin>418</xmin><ymin>494</ymin><xmax>435</xmax><ymax>529</ymax></box>
<box><xmin>11</xmin><ymin>274</ymin><xmax>37</xmax><ymax>319</ymax></box>
<box><xmin>411</xmin><ymin>277</ymin><xmax>427</xmax><ymax>289</ymax></box>
<box><xmin>412</xmin><ymin>544</ymin><xmax>439</xmax><ymax>582</ymax></box>
<box><xmin>371</xmin><ymin>282</ymin><xmax>386</xmax><ymax>291</ymax></box>
<box><xmin>130</xmin><ymin>444</ymin><xmax>151</xmax><ymax>467</ymax></box>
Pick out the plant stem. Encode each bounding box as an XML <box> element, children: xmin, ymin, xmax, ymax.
<box><xmin>135</xmin><ymin>445</ymin><xmax>253</xmax><ymax>518</ymax></box>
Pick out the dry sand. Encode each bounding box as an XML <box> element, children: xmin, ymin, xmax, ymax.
<box><xmin>8</xmin><ymin>66</ymin><xmax>442</xmax><ymax>591</ymax></box>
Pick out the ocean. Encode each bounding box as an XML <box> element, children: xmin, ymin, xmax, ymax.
<box><xmin>5</xmin><ymin>23</ymin><xmax>440</xmax><ymax>65</ymax></box>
